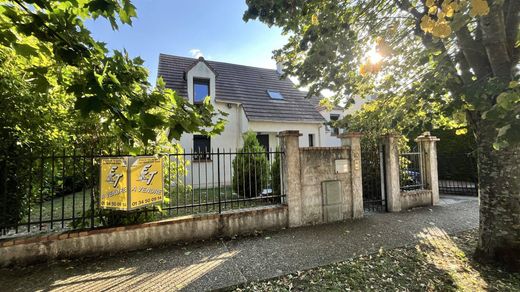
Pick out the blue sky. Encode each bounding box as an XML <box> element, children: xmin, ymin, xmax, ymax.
<box><xmin>86</xmin><ymin>0</ymin><xmax>287</xmax><ymax>85</ymax></box>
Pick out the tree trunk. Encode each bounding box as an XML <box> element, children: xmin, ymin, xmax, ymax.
<box><xmin>475</xmin><ymin>119</ymin><xmax>520</xmax><ymax>271</ymax></box>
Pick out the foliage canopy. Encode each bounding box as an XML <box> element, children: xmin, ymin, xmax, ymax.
<box><xmin>244</xmin><ymin>0</ymin><xmax>519</xmax><ymax>149</ymax></box>
<box><xmin>1</xmin><ymin>0</ymin><xmax>226</xmax><ymax>153</ymax></box>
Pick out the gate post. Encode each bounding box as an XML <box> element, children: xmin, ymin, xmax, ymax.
<box><xmin>382</xmin><ymin>133</ymin><xmax>401</xmax><ymax>212</ymax></box>
<box><xmin>278</xmin><ymin>130</ymin><xmax>302</xmax><ymax>227</ymax></box>
<box><xmin>339</xmin><ymin>132</ymin><xmax>363</xmax><ymax>219</ymax></box>
<box><xmin>415</xmin><ymin>132</ymin><xmax>440</xmax><ymax>205</ymax></box>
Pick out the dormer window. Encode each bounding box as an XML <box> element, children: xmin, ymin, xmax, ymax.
<box><xmin>267</xmin><ymin>90</ymin><xmax>284</xmax><ymax>100</ymax></box>
<box><xmin>194</xmin><ymin>78</ymin><xmax>210</xmax><ymax>104</ymax></box>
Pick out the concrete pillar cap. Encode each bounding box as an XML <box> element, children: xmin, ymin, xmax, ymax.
<box><xmin>415</xmin><ymin>131</ymin><xmax>440</xmax><ymax>142</ymax></box>
<box><xmin>277</xmin><ymin>130</ymin><xmax>302</xmax><ymax>137</ymax></box>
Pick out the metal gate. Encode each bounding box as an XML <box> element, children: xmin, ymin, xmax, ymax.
<box><xmin>361</xmin><ymin>140</ymin><xmax>387</xmax><ymax>212</ymax></box>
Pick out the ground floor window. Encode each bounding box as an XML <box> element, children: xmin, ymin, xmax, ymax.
<box><xmin>193</xmin><ymin>135</ymin><xmax>211</xmax><ymax>160</ymax></box>
<box><xmin>308</xmin><ymin>134</ymin><xmax>315</xmax><ymax>147</ymax></box>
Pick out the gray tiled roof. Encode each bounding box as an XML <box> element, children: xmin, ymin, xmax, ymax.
<box><xmin>158</xmin><ymin>54</ymin><xmax>325</xmax><ymax>123</ymax></box>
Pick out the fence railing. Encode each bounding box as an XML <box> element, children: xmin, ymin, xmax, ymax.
<box><xmin>438</xmin><ymin>152</ymin><xmax>478</xmax><ymax>196</ymax></box>
<box><xmin>399</xmin><ymin>151</ymin><xmax>424</xmax><ymax>191</ymax></box>
<box><xmin>0</xmin><ymin>148</ymin><xmax>285</xmax><ymax>238</ymax></box>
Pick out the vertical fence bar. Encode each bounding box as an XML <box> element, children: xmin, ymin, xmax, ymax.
<box><xmin>235</xmin><ymin>150</ymin><xmax>240</xmax><ymax>209</ymax></box>
<box><xmin>205</xmin><ymin>150</ymin><xmax>209</xmax><ymax>212</ymax></box>
<box><xmin>253</xmin><ymin>148</ymin><xmax>257</xmax><ymax>204</ymax></box>
<box><xmin>90</xmin><ymin>148</ymin><xmax>95</xmax><ymax>228</ymax></box>
<box><xmin>39</xmin><ymin>153</ymin><xmax>44</xmax><ymax>231</ymax></box>
<box><xmin>198</xmin><ymin>151</ymin><xmax>201</xmax><ymax>212</ymax></box>
<box><xmin>248</xmin><ymin>147</ymin><xmax>252</xmax><ymax>206</ymax></box>
<box><xmin>241</xmin><ymin>148</ymin><xmax>245</xmax><ymax>208</ymax></box>
<box><xmin>229</xmin><ymin>148</ymin><xmax>233</xmax><ymax>209</ymax></box>
<box><xmin>61</xmin><ymin>149</ymin><xmax>66</xmax><ymax>228</ymax></box>
<box><xmin>1</xmin><ymin>158</ymin><xmax>6</xmax><ymax>236</ymax></box>
<box><xmin>210</xmin><ymin>148</ymin><xmax>216</xmax><ymax>210</ymax></box>
<box><xmin>50</xmin><ymin>151</ymin><xmax>55</xmax><ymax>230</ymax></box>
<box><xmin>259</xmin><ymin>149</ymin><xmax>263</xmax><ymax>201</ymax></box>
<box><xmin>82</xmin><ymin>153</ymin><xmax>86</xmax><ymax>227</ymax></box>
<box><xmin>168</xmin><ymin>154</ymin><xmax>171</xmax><ymax>216</ymax></box>
<box><xmin>190</xmin><ymin>148</ymin><xmax>194</xmax><ymax>214</ymax></box>
<box><xmin>217</xmin><ymin>148</ymin><xmax>221</xmax><ymax>214</ymax></box>
<box><xmin>183</xmin><ymin>150</ymin><xmax>187</xmax><ymax>215</ymax></box>
<box><xmin>176</xmin><ymin>150</ymin><xmax>180</xmax><ymax>215</ymax></box>
<box><xmin>72</xmin><ymin>148</ymin><xmax>76</xmax><ymax>225</ymax></box>
<box><xmin>280</xmin><ymin>150</ymin><xmax>284</xmax><ymax>200</ymax></box>
<box><xmin>223</xmin><ymin>149</ymin><xmax>226</xmax><ymax>210</ymax></box>
<box><xmin>26</xmin><ymin>157</ymin><xmax>33</xmax><ymax>233</ymax></box>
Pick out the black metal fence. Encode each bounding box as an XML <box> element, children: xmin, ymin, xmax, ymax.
<box><xmin>361</xmin><ymin>141</ymin><xmax>387</xmax><ymax>212</ymax></box>
<box><xmin>438</xmin><ymin>152</ymin><xmax>478</xmax><ymax>196</ymax></box>
<box><xmin>399</xmin><ymin>151</ymin><xmax>424</xmax><ymax>191</ymax></box>
<box><xmin>0</xmin><ymin>148</ymin><xmax>285</xmax><ymax>238</ymax></box>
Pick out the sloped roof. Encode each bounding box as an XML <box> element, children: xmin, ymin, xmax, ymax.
<box><xmin>157</xmin><ymin>54</ymin><xmax>325</xmax><ymax>123</ymax></box>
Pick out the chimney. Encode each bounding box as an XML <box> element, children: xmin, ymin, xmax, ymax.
<box><xmin>276</xmin><ymin>61</ymin><xmax>284</xmax><ymax>75</ymax></box>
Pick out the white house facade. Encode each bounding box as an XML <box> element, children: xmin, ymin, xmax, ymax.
<box><xmin>158</xmin><ymin>54</ymin><xmax>346</xmax><ymax>151</ymax></box>
<box><xmin>157</xmin><ymin>54</ymin><xmax>346</xmax><ymax>186</ymax></box>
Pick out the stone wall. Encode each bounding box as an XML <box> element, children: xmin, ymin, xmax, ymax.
<box><xmin>279</xmin><ymin>131</ymin><xmax>363</xmax><ymax>227</ymax></box>
<box><xmin>0</xmin><ymin>205</ymin><xmax>287</xmax><ymax>267</ymax></box>
<box><xmin>299</xmin><ymin>147</ymin><xmax>352</xmax><ymax>224</ymax></box>
<box><xmin>400</xmin><ymin>190</ymin><xmax>434</xmax><ymax>210</ymax></box>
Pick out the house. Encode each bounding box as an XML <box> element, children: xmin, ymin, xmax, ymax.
<box><xmin>157</xmin><ymin>54</ymin><xmax>346</xmax><ymax>154</ymax></box>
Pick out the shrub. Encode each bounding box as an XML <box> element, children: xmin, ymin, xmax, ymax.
<box><xmin>232</xmin><ymin>132</ymin><xmax>269</xmax><ymax>197</ymax></box>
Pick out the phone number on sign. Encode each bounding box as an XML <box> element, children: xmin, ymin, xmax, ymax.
<box><xmin>131</xmin><ymin>196</ymin><xmax>162</xmax><ymax>207</ymax></box>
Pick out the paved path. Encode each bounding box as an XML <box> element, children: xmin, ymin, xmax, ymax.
<box><xmin>1</xmin><ymin>196</ymin><xmax>478</xmax><ymax>291</ymax></box>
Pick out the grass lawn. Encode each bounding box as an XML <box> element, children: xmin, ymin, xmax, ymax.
<box><xmin>233</xmin><ymin>229</ymin><xmax>520</xmax><ymax>291</ymax></box>
<box><xmin>19</xmin><ymin>185</ymin><xmax>278</xmax><ymax>229</ymax></box>
<box><xmin>22</xmin><ymin>189</ymin><xmax>94</xmax><ymax>225</ymax></box>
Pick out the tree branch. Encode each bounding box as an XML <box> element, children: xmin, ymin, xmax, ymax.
<box><xmin>480</xmin><ymin>1</ymin><xmax>513</xmax><ymax>83</ymax></box>
<box><xmin>454</xmin><ymin>27</ymin><xmax>492</xmax><ymax>80</ymax></box>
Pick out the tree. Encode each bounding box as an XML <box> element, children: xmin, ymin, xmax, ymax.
<box><xmin>232</xmin><ymin>132</ymin><xmax>270</xmax><ymax>198</ymax></box>
<box><xmin>1</xmin><ymin>0</ymin><xmax>226</xmax><ymax>152</ymax></box>
<box><xmin>0</xmin><ymin>0</ymin><xmax>226</xmax><ymax>229</ymax></box>
<box><xmin>244</xmin><ymin>0</ymin><xmax>520</xmax><ymax>269</ymax></box>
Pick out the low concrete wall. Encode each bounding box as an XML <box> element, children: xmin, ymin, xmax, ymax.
<box><xmin>0</xmin><ymin>205</ymin><xmax>288</xmax><ymax>267</ymax></box>
<box><xmin>400</xmin><ymin>190</ymin><xmax>433</xmax><ymax>210</ymax></box>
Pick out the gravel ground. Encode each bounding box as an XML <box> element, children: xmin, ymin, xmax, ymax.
<box><xmin>0</xmin><ymin>197</ymin><xmax>478</xmax><ymax>291</ymax></box>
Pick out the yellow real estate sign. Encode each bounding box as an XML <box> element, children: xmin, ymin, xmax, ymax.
<box><xmin>129</xmin><ymin>156</ymin><xmax>164</xmax><ymax>210</ymax></box>
<box><xmin>99</xmin><ymin>158</ymin><xmax>128</xmax><ymax>210</ymax></box>
<box><xmin>99</xmin><ymin>156</ymin><xmax>163</xmax><ymax>211</ymax></box>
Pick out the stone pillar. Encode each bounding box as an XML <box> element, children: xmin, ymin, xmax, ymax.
<box><xmin>339</xmin><ymin>132</ymin><xmax>363</xmax><ymax>219</ymax></box>
<box><xmin>278</xmin><ymin>130</ymin><xmax>302</xmax><ymax>227</ymax></box>
<box><xmin>415</xmin><ymin>132</ymin><xmax>440</xmax><ymax>205</ymax></box>
<box><xmin>382</xmin><ymin>133</ymin><xmax>401</xmax><ymax>212</ymax></box>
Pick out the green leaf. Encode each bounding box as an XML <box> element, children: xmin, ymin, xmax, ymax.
<box><xmin>75</xmin><ymin>96</ymin><xmax>103</xmax><ymax>116</ymax></box>
<box><xmin>12</xmin><ymin>43</ymin><xmax>38</xmax><ymax>57</ymax></box>
<box><xmin>141</xmin><ymin>112</ymin><xmax>164</xmax><ymax>128</ymax></box>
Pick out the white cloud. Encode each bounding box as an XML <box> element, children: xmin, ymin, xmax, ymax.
<box><xmin>189</xmin><ymin>49</ymin><xmax>204</xmax><ymax>59</ymax></box>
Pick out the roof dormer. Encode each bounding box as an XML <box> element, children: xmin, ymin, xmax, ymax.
<box><xmin>185</xmin><ymin>57</ymin><xmax>217</xmax><ymax>104</ymax></box>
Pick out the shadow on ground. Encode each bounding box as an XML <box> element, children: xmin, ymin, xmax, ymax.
<box><xmin>1</xmin><ymin>198</ymin><xmax>480</xmax><ymax>291</ymax></box>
